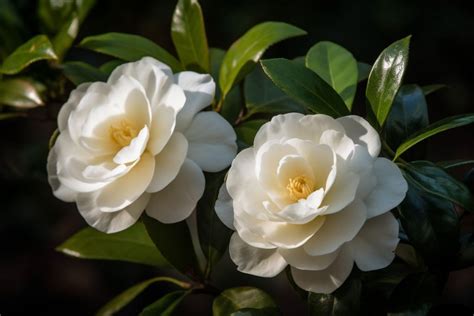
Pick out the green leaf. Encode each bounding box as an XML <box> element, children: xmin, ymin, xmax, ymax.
<box><xmin>261</xmin><ymin>58</ymin><xmax>350</xmax><ymax>117</ymax></box>
<box><xmin>143</xmin><ymin>214</ymin><xmax>199</xmax><ymax>276</ymax></box>
<box><xmin>62</xmin><ymin>61</ymin><xmax>108</xmax><ymax>85</ymax></box>
<box><xmin>97</xmin><ymin>277</ymin><xmax>190</xmax><ymax>316</ymax></box>
<box><xmin>357</xmin><ymin>62</ymin><xmax>371</xmax><ymax>82</ymax></box>
<box><xmin>394</xmin><ymin>113</ymin><xmax>474</xmax><ymax>161</ymax></box>
<box><xmin>403</xmin><ymin>161</ymin><xmax>474</xmax><ymax>212</ymax></box>
<box><xmin>0</xmin><ymin>35</ymin><xmax>57</xmax><ymax>75</ymax></box>
<box><xmin>140</xmin><ymin>290</ymin><xmax>190</xmax><ymax>316</ymax></box>
<box><xmin>210</xmin><ymin>48</ymin><xmax>226</xmax><ymax>99</ymax></box>
<box><xmin>398</xmin><ymin>175</ymin><xmax>459</xmax><ymax>263</ymax></box>
<box><xmin>437</xmin><ymin>159</ymin><xmax>474</xmax><ymax>169</ymax></box>
<box><xmin>0</xmin><ymin>112</ymin><xmax>27</xmax><ymax>120</ymax></box>
<box><xmin>231</xmin><ymin>308</ymin><xmax>280</xmax><ymax>316</ymax></box>
<box><xmin>99</xmin><ymin>60</ymin><xmax>124</xmax><ymax>75</ymax></box>
<box><xmin>235</xmin><ymin>120</ymin><xmax>267</xmax><ymax>147</ymax></box>
<box><xmin>79</xmin><ymin>33</ymin><xmax>182</xmax><ymax>72</ymax></box>
<box><xmin>244</xmin><ymin>64</ymin><xmax>304</xmax><ymax>118</ymax></box>
<box><xmin>213</xmin><ymin>287</ymin><xmax>278</xmax><ymax>316</ymax></box>
<box><xmin>366</xmin><ymin>36</ymin><xmax>411</xmax><ymax>127</ymax></box>
<box><xmin>395</xmin><ymin>244</ymin><xmax>424</xmax><ymax>268</ymax></box>
<box><xmin>308</xmin><ymin>277</ymin><xmax>361</xmax><ymax>316</ymax></box>
<box><xmin>219</xmin><ymin>22</ymin><xmax>306</xmax><ymax>99</ymax></box>
<box><xmin>306</xmin><ymin>41</ymin><xmax>358</xmax><ymax>109</ymax></box>
<box><xmin>0</xmin><ymin>78</ymin><xmax>44</xmax><ymax>108</ymax></box>
<box><xmin>421</xmin><ymin>84</ymin><xmax>446</xmax><ymax>96</ymax></box>
<box><xmin>0</xmin><ymin>0</ymin><xmax>26</xmax><ymax>60</ymax></box>
<box><xmin>197</xmin><ymin>171</ymin><xmax>232</xmax><ymax>278</ymax></box>
<box><xmin>171</xmin><ymin>0</ymin><xmax>209</xmax><ymax>72</ymax></box>
<box><xmin>51</xmin><ymin>14</ymin><xmax>79</xmax><ymax>61</ymax></box>
<box><xmin>38</xmin><ymin>0</ymin><xmax>95</xmax><ymax>34</ymax></box>
<box><xmin>56</xmin><ymin>221</ymin><xmax>168</xmax><ymax>267</ymax></box>
<box><xmin>385</xmin><ymin>85</ymin><xmax>428</xmax><ymax>150</ymax></box>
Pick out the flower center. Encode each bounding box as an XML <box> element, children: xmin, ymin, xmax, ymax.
<box><xmin>286</xmin><ymin>175</ymin><xmax>315</xmax><ymax>201</ymax></box>
<box><xmin>110</xmin><ymin>119</ymin><xmax>138</xmax><ymax>147</ymax></box>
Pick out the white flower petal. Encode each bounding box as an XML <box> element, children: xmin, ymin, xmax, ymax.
<box><xmin>229</xmin><ymin>233</ymin><xmax>287</xmax><ymax>277</ymax></box>
<box><xmin>349</xmin><ymin>212</ymin><xmax>399</xmax><ymax>271</ymax></box>
<box><xmin>215</xmin><ymin>183</ymin><xmax>235</xmax><ymax>230</ymax></box>
<box><xmin>275</xmin><ymin>189</ymin><xmax>325</xmax><ymax>224</ymax></box>
<box><xmin>254</xmin><ymin>113</ymin><xmax>345</xmax><ymax>150</ymax></box>
<box><xmin>147</xmin><ymin>132</ymin><xmax>188</xmax><ymax>193</ymax></box>
<box><xmin>113</xmin><ymin>126</ymin><xmax>149</xmax><ymax>164</ymax></box>
<box><xmin>364</xmin><ymin>158</ymin><xmax>408</xmax><ymax>218</ymax></box>
<box><xmin>304</xmin><ymin>199</ymin><xmax>367</xmax><ymax>256</ymax></box>
<box><xmin>233</xmin><ymin>204</ymin><xmax>277</xmax><ymax>249</ymax></box>
<box><xmin>184</xmin><ymin>111</ymin><xmax>237</xmax><ymax>172</ymax></box>
<box><xmin>319</xmin><ymin>129</ymin><xmax>355</xmax><ymax>159</ymax></box>
<box><xmin>47</xmin><ymin>145</ymin><xmax>77</xmax><ymax>202</ymax></box>
<box><xmin>291</xmin><ymin>245</ymin><xmax>354</xmax><ymax>294</ymax></box>
<box><xmin>77</xmin><ymin>152</ymin><xmax>155</xmax><ymax>213</ymax></box>
<box><xmin>337</xmin><ymin>115</ymin><xmax>381</xmax><ymax>158</ymax></box>
<box><xmin>79</xmin><ymin>193</ymin><xmax>150</xmax><ymax>233</ymax></box>
<box><xmin>58</xmin><ymin>83</ymin><xmax>91</xmax><ymax>132</ymax></box>
<box><xmin>279</xmin><ymin>245</ymin><xmax>340</xmax><ymax>271</ymax></box>
<box><xmin>174</xmin><ymin>71</ymin><xmax>215</xmax><ymax>131</ymax></box>
<box><xmin>146</xmin><ymin>158</ymin><xmax>205</xmax><ymax>223</ymax></box>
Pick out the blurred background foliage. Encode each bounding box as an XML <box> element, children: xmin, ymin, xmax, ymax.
<box><xmin>0</xmin><ymin>0</ymin><xmax>473</xmax><ymax>315</ymax></box>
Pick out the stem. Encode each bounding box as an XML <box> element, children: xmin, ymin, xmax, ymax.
<box><xmin>149</xmin><ymin>276</ymin><xmax>192</xmax><ymax>289</ymax></box>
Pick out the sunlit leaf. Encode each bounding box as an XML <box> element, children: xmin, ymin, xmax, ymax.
<box><xmin>0</xmin><ymin>78</ymin><xmax>43</xmax><ymax>108</ymax></box>
<box><xmin>366</xmin><ymin>36</ymin><xmax>411</xmax><ymax>126</ymax></box>
<box><xmin>213</xmin><ymin>287</ymin><xmax>278</xmax><ymax>316</ymax></box>
<box><xmin>219</xmin><ymin>22</ymin><xmax>306</xmax><ymax>99</ymax></box>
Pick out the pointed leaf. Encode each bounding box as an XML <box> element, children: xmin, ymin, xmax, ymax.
<box><xmin>97</xmin><ymin>277</ymin><xmax>190</xmax><ymax>316</ymax></box>
<box><xmin>366</xmin><ymin>36</ymin><xmax>411</xmax><ymax>126</ymax></box>
<box><xmin>306</xmin><ymin>41</ymin><xmax>358</xmax><ymax>109</ymax></box>
<box><xmin>421</xmin><ymin>84</ymin><xmax>446</xmax><ymax>96</ymax></box>
<box><xmin>437</xmin><ymin>159</ymin><xmax>474</xmax><ymax>169</ymax></box>
<box><xmin>140</xmin><ymin>290</ymin><xmax>190</xmax><ymax>316</ymax></box>
<box><xmin>62</xmin><ymin>61</ymin><xmax>107</xmax><ymax>85</ymax></box>
<box><xmin>385</xmin><ymin>85</ymin><xmax>428</xmax><ymax>149</ymax></box>
<box><xmin>261</xmin><ymin>58</ymin><xmax>350</xmax><ymax>117</ymax></box>
<box><xmin>213</xmin><ymin>287</ymin><xmax>278</xmax><ymax>316</ymax></box>
<box><xmin>219</xmin><ymin>22</ymin><xmax>306</xmax><ymax>98</ymax></box>
<box><xmin>0</xmin><ymin>78</ymin><xmax>43</xmax><ymax>108</ymax></box>
<box><xmin>244</xmin><ymin>64</ymin><xmax>304</xmax><ymax>117</ymax></box>
<box><xmin>394</xmin><ymin>114</ymin><xmax>474</xmax><ymax>160</ymax></box>
<box><xmin>56</xmin><ymin>221</ymin><xmax>168</xmax><ymax>267</ymax></box>
<box><xmin>0</xmin><ymin>35</ymin><xmax>57</xmax><ymax>75</ymax></box>
<box><xmin>171</xmin><ymin>0</ymin><xmax>209</xmax><ymax>72</ymax></box>
<box><xmin>79</xmin><ymin>33</ymin><xmax>182</xmax><ymax>72</ymax></box>
<box><xmin>143</xmin><ymin>214</ymin><xmax>199</xmax><ymax>276</ymax></box>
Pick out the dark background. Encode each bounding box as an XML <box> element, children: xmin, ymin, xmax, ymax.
<box><xmin>1</xmin><ymin>0</ymin><xmax>473</xmax><ymax>315</ymax></box>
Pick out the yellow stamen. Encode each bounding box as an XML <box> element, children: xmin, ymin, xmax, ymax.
<box><xmin>287</xmin><ymin>175</ymin><xmax>315</xmax><ymax>201</ymax></box>
<box><xmin>110</xmin><ymin>119</ymin><xmax>138</xmax><ymax>147</ymax></box>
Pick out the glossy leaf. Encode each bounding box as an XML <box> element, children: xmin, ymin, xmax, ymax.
<box><xmin>244</xmin><ymin>64</ymin><xmax>304</xmax><ymax>117</ymax></box>
<box><xmin>394</xmin><ymin>113</ymin><xmax>474</xmax><ymax>160</ymax></box>
<box><xmin>385</xmin><ymin>85</ymin><xmax>428</xmax><ymax>149</ymax></box>
<box><xmin>51</xmin><ymin>13</ymin><xmax>79</xmax><ymax>61</ymax></box>
<box><xmin>97</xmin><ymin>277</ymin><xmax>190</xmax><ymax>316</ymax></box>
<box><xmin>0</xmin><ymin>35</ymin><xmax>57</xmax><ymax>75</ymax></box>
<box><xmin>213</xmin><ymin>287</ymin><xmax>278</xmax><ymax>316</ymax></box>
<box><xmin>171</xmin><ymin>0</ymin><xmax>209</xmax><ymax>72</ymax></box>
<box><xmin>197</xmin><ymin>171</ymin><xmax>232</xmax><ymax>278</ymax></box>
<box><xmin>437</xmin><ymin>159</ymin><xmax>474</xmax><ymax>169</ymax></box>
<box><xmin>357</xmin><ymin>62</ymin><xmax>371</xmax><ymax>82</ymax></box>
<box><xmin>143</xmin><ymin>214</ymin><xmax>199</xmax><ymax>276</ymax></box>
<box><xmin>366</xmin><ymin>36</ymin><xmax>411</xmax><ymax>126</ymax></box>
<box><xmin>62</xmin><ymin>61</ymin><xmax>107</xmax><ymax>85</ymax></box>
<box><xmin>140</xmin><ymin>290</ymin><xmax>190</xmax><ymax>316</ymax></box>
<box><xmin>421</xmin><ymin>84</ymin><xmax>446</xmax><ymax>96</ymax></box>
<box><xmin>308</xmin><ymin>277</ymin><xmax>361</xmax><ymax>316</ymax></box>
<box><xmin>235</xmin><ymin>120</ymin><xmax>267</xmax><ymax>147</ymax></box>
<box><xmin>38</xmin><ymin>0</ymin><xmax>95</xmax><ymax>34</ymax></box>
<box><xmin>56</xmin><ymin>221</ymin><xmax>168</xmax><ymax>267</ymax></box>
<box><xmin>261</xmin><ymin>58</ymin><xmax>350</xmax><ymax>117</ymax></box>
<box><xmin>0</xmin><ymin>78</ymin><xmax>43</xmax><ymax>108</ymax></box>
<box><xmin>403</xmin><ymin>161</ymin><xmax>474</xmax><ymax>212</ymax></box>
<box><xmin>306</xmin><ymin>41</ymin><xmax>358</xmax><ymax>109</ymax></box>
<box><xmin>219</xmin><ymin>22</ymin><xmax>306</xmax><ymax>99</ymax></box>
<box><xmin>79</xmin><ymin>33</ymin><xmax>182</xmax><ymax>72</ymax></box>
<box><xmin>398</xmin><ymin>174</ymin><xmax>459</xmax><ymax>264</ymax></box>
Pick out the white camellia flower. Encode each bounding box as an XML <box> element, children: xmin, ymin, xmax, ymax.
<box><xmin>216</xmin><ymin>113</ymin><xmax>407</xmax><ymax>294</ymax></box>
<box><xmin>48</xmin><ymin>57</ymin><xmax>237</xmax><ymax>233</ymax></box>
